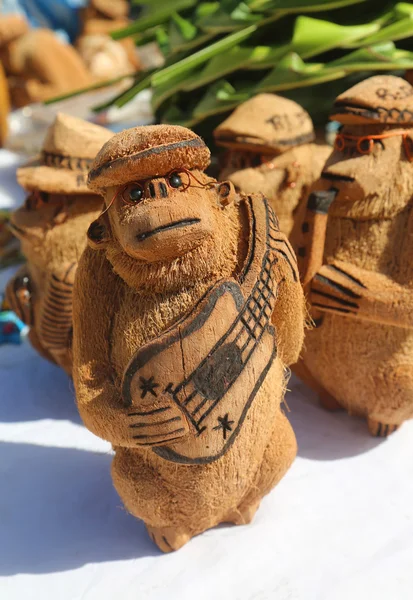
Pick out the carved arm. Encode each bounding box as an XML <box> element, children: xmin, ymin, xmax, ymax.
<box><xmin>310</xmin><ymin>260</ymin><xmax>413</xmax><ymax>329</ymax></box>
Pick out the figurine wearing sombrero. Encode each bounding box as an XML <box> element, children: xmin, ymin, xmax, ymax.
<box><xmin>6</xmin><ymin>113</ymin><xmax>112</xmax><ymax>374</ymax></box>
<box><xmin>297</xmin><ymin>75</ymin><xmax>413</xmax><ymax>436</ymax></box>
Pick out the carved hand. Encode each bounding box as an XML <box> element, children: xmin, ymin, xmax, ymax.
<box><xmin>310</xmin><ymin>260</ymin><xmax>413</xmax><ymax>329</ymax></box>
<box><xmin>124</xmin><ymin>376</ymin><xmax>190</xmax><ymax>447</ymax></box>
<box><xmin>78</xmin><ymin>379</ymin><xmax>190</xmax><ymax>449</ymax></box>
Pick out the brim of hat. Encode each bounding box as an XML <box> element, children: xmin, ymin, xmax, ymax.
<box><xmin>214</xmin><ymin>132</ymin><xmax>315</xmax><ymax>153</ymax></box>
<box><xmin>17</xmin><ymin>158</ymin><xmax>93</xmax><ymax>194</ymax></box>
<box><xmin>330</xmin><ymin>102</ymin><xmax>413</xmax><ymax>125</ymax></box>
<box><xmin>87</xmin><ymin>138</ymin><xmax>210</xmax><ymax>192</ymax></box>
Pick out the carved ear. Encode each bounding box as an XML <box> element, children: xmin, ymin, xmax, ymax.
<box><xmin>87</xmin><ymin>214</ymin><xmax>111</xmax><ymax>249</ymax></box>
<box><xmin>216</xmin><ymin>180</ymin><xmax>237</xmax><ymax>207</ymax></box>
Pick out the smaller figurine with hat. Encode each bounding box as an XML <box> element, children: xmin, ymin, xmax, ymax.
<box><xmin>296</xmin><ymin>74</ymin><xmax>413</xmax><ymax>436</ymax></box>
<box><xmin>214</xmin><ymin>93</ymin><xmax>331</xmax><ymax>243</ymax></box>
<box><xmin>5</xmin><ymin>113</ymin><xmax>112</xmax><ymax>375</ymax></box>
<box><xmin>72</xmin><ymin>123</ymin><xmax>305</xmax><ymax>551</ymax></box>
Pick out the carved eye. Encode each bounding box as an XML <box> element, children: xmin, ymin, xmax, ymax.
<box><xmin>357</xmin><ymin>138</ymin><xmax>373</xmax><ymax>154</ymax></box>
<box><xmin>168</xmin><ymin>171</ymin><xmax>183</xmax><ymax>188</ymax></box>
<box><xmin>121</xmin><ymin>183</ymin><xmax>144</xmax><ymax>205</ymax></box>
<box><xmin>251</xmin><ymin>154</ymin><xmax>261</xmax><ymax>168</ymax></box>
<box><xmin>334</xmin><ymin>135</ymin><xmax>346</xmax><ymax>152</ymax></box>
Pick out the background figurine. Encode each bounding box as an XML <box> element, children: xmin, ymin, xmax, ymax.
<box><xmin>296</xmin><ymin>74</ymin><xmax>413</xmax><ymax>437</ymax></box>
<box><xmin>73</xmin><ymin>124</ymin><xmax>305</xmax><ymax>552</ymax></box>
<box><xmin>0</xmin><ymin>13</ymin><xmax>92</xmax><ymax>107</ymax></box>
<box><xmin>5</xmin><ymin>113</ymin><xmax>112</xmax><ymax>374</ymax></box>
<box><xmin>76</xmin><ymin>0</ymin><xmax>140</xmax><ymax>81</ymax></box>
<box><xmin>214</xmin><ymin>93</ymin><xmax>331</xmax><ymax>241</ymax></box>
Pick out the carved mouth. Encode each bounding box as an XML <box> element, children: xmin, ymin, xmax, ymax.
<box><xmin>321</xmin><ymin>172</ymin><xmax>355</xmax><ymax>183</ymax></box>
<box><xmin>136</xmin><ymin>218</ymin><xmax>201</xmax><ymax>242</ymax></box>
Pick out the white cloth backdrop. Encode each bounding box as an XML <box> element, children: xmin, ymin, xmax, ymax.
<box><xmin>1</xmin><ymin>150</ymin><xmax>413</xmax><ymax>600</ymax></box>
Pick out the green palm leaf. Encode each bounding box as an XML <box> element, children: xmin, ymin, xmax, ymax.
<box><xmin>327</xmin><ymin>41</ymin><xmax>413</xmax><ymax>70</ymax></box>
<box><xmin>44</xmin><ymin>0</ymin><xmax>413</xmax><ymax>131</ymax></box>
<box><xmin>291</xmin><ymin>16</ymin><xmax>379</xmax><ymax>58</ymax></box>
<box><xmin>256</xmin><ymin>52</ymin><xmax>345</xmax><ymax>91</ymax></box>
<box><xmin>152</xmin><ymin>24</ymin><xmax>258</xmax><ymax>86</ymax></box>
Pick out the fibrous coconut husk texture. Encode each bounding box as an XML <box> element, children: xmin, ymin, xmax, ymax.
<box><xmin>6</xmin><ymin>195</ymin><xmax>103</xmax><ymax>375</ymax></box>
<box><xmin>215</xmin><ymin>94</ymin><xmax>331</xmax><ymax>241</ymax></box>
<box><xmin>220</xmin><ymin>143</ymin><xmax>331</xmax><ymax>240</ymax></box>
<box><xmin>73</xmin><ymin>124</ymin><xmax>305</xmax><ymax>552</ymax></box>
<box><xmin>5</xmin><ymin>115</ymin><xmax>112</xmax><ymax>375</ymax></box>
<box><xmin>296</xmin><ymin>74</ymin><xmax>413</xmax><ymax>437</ymax></box>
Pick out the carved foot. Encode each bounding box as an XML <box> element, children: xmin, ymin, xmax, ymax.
<box><xmin>226</xmin><ymin>498</ymin><xmax>261</xmax><ymax>526</ymax></box>
<box><xmin>367</xmin><ymin>418</ymin><xmax>399</xmax><ymax>438</ymax></box>
<box><xmin>319</xmin><ymin>391</ymin><xmax>343</xmax><ymax>412</ymax></box>
<box><xmin>146</xmin><ymin>524</ymin><xmax>191</xmax><ymax>553</ymax></box>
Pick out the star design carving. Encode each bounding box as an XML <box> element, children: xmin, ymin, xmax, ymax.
<box><xmin>139</xmin><ymin>376</ymin><xmax>159</xmax><ymax>399</ymax></box>
<box><xmin>213</xmin><ymin>413</ymin><xmax>234</xmax><ymax>440</ymax></box>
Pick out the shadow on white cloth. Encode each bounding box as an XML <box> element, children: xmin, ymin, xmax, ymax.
<box><xmin>286</xmin><ymin>375</ymin><xmax>383</xmax><ymax>461</ymax></box>
<box><xmin>0</xmin><ymin>441</ymin><xmax>160</xmax><ymax>575</ymax></box>
<box><xmin>0</xmin><ymin>343</ymin><xmax>81</xmax><ymax>424</ymax></box>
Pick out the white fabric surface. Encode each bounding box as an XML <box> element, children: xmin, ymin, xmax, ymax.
<box><xmin>1</xmin><ymin>149</ymin><xmax>413</xmax><ymax>599</ymax></box>
<box><xmin>0</xmin><ymin>149</ymin><xmax>26</xmax><ymax>209</ymax></box>
<box><xmin>1</xmin><ymin>344</ymin><xmax>413</xmax><ymax>600</ymax></box>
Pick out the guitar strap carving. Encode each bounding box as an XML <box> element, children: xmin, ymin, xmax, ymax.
<box><xmin>122</xmin><ymin>195</ymin><xmax>296</xmax><ymax>464</ymax></box>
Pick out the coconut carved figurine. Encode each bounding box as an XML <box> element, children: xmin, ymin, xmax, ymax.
<box><xmin>72</xmin><ymin>125</ymin><xmax>305</xmax><ymax>551</ymax></box>
<box><xmin>214</xmin><ymin>94</ymin><xmax>331</xmax><ymax>240</ymax></box>
<box><xmin>297</xmin><ymin>74</ymin><xmax>413</xmax><ymax>437</ymax></box>
<box><xmin>5</xmin><ymin>113</ymin><xmax>112</xmax><ymax>374</ymax></box>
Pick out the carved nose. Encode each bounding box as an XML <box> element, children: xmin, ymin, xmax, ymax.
<box><xmin>146</xmin><ymin>181</ymin><xmax>169</xmax><ymax>199</ymax></box>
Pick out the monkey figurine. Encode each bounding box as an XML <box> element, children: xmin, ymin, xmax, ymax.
<box><xmin>214</xmin><ymin>93</ymin><xmax>331</xmax><ymax>242</ymax></box>
<box><xmin>73</xmin><ymin>124</ymin><xmax>305</xmax><ymax>552</ymax></box>
<box><xmin>5</xmin><ymin>113</ymin><xmax>112</xmax><ymax>375</ymax></box>
<box><xmin>296</xmin><ymin>74</ymin><xmax>413</xmax><ymax>437</ymax></box>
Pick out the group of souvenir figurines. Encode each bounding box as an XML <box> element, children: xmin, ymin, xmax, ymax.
<box><xmin>5</xmin><ymin>74</ymin><xmax>413</xmax><ymax>552</ymax></box>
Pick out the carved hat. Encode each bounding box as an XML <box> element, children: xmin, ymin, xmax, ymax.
<box><xmin>213</xmin><ymin>93</ymin><xmax>315</xmax><ymax>154</ymax></box>
<box><xmin>330</xmin><ymin>75</ymin><xmax>413</xmax><ymax>126</ymax></box>
<box><xmin>17</xmin><ymin>113</ymin><xmax>113</xmax><ymax>194</ymax></box>
<box><xmin>87</xmin><ymin>124</ymin><xmax>211</xmax><ymax>193</ymax></box>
